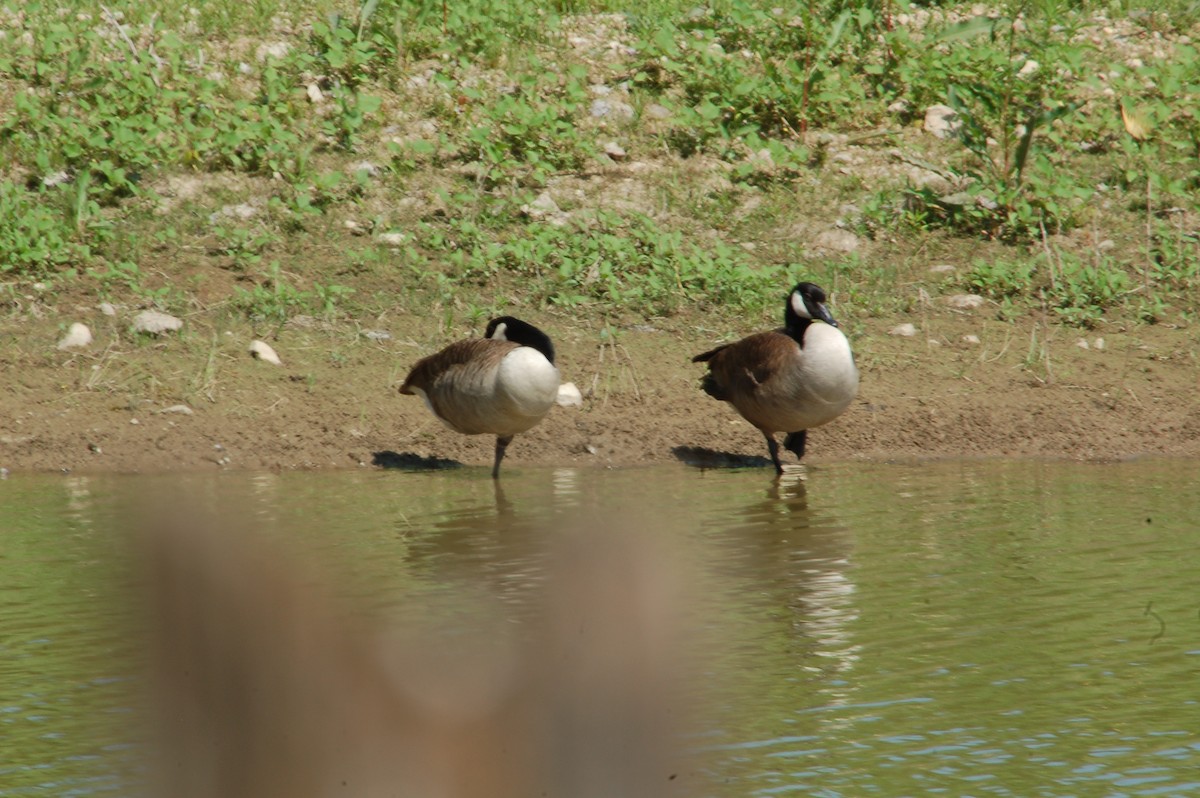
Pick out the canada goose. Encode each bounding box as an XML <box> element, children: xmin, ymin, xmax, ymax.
<box><xmin>400</xmin><ymin>317</ymin><xmax>560</xmax><ymax>478</ymax></box>
<box><xmin>692</xmin><ymin>282</ymin><xmax>858</xmax><ymax>474</ymax></box>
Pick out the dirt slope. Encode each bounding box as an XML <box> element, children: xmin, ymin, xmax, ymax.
<box><xmin>3</xmin><ymin>303</ymin><xmax>1197</xmax><ymax>475</ymax></box>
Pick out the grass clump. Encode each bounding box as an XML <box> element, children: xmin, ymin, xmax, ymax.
<box><xmin>1</xmin><ymin>0</ymin><xmax>1199</xmax><ymax>335</ymax></box>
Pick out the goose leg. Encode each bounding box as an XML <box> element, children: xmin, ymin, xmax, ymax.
<box><xmin>782</xmin><ymin>430</ymin><xmax>807</xmax><ymax>461</ymax></box>
<box><xmin>763</xmin><ymin>432</ymin><xmax>784</xmax><ymax>475</ymax></box>
<box><xmin>492</xmin><ymin>435</ymin><xmax>513</xmax><ymax>479</ymax></box>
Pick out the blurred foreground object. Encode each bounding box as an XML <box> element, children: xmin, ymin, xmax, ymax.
<box><xmin>139</xmin><ymin>506</ymin><xmax>692</xmax><ymax>798</ymax></box>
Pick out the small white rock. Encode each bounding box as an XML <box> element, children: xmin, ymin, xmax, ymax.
<box><xmin>946</xmin><ymin>294</ymin><xmax>985</xmax><ymax>310</ymax></box>
<box><xmin>362</xmin><ymin>330</ymin><xmax>392</xmax><ymax>341</ymax></box>
<box><xmin>255</xmin><ymin>41</ymin><xmax>290</xmax><ymax>61</ymax></box>
<box><xmin>890</xmin><ymin>323</ymin><xmax>918</xmax><ymax>337</ymax></box>
<box><xmin>306</xmin><ymin>83</ymin><xmax>324</xmax><ymax>103</ymax></box>
<box><xmin>249</xmin><ymin>339</ymin><xmax>282</xmax><ymax>365</ymax></box>
<box><xmin>929</xmin><ymin>263</ymin><xmax>957</xmax><ymax>274</ymax></box>
<box><xmin>98</xmin><ymin>302</ymin><xmax>117</xmax><ymax>316</ymax></box>
<box><xmin>57</xmin><ymin>322</ymin><xmax>93</xmax><ymax>350</ymax></box>
<box><xmin>132</xmin><ymin>310</ymin><xmax>183</xmax><ymax>335</ymax></box>
<box><xmin>555</xmin><ymin>382</ymin><xmax>583</xmax><ymax>408</ymax></box>
<box><xmin>602</xmin><ymin>141</ymin><xmax>627</xmax><ymax>161</ymax></box>
<box><xmin>590</xmin><ymin>98</ymin><xmax>635</xmax><ymax>121</ymax></box>
<box><xmin>158</xmin><ymin>404</ymin><xmax>195</xmax><ymax>415</ymax></box>
<box><xmin>924</xmin><ymin>104</ymin><xmax>961</xmax><ymax>139</ymax></box>
<box><xmin>1093</xmin><ymin>337</ymin><xmax>1105</xmax><ymax>351</ymax></box>
<box><xmin>376</xmin><ymin>232</ymin><xmax>406</xmax><ymax>246</ymax></box>
<box><xmin>1018</xmin><ymin>59</ymin><xmax>1039</xmax><ymax>77</ymax></box>
<box><xmin>1076</xmin><ymin>338</ymin><xmax>1090</xmax><ymax>350</ymax></box>
<box><xmin>962</xmin><ymin>334</ymin><xmax>981</xmax><ymax>345</ymax></box>
<box><xmin>813</xmin><ymin>228</ymin><xmax>861</xmax><ymax>253</ymax></box>
<box><xmin>521</xmin><ymin>191</ymin><xmax>561</xmax><ymax>220</ymax></box>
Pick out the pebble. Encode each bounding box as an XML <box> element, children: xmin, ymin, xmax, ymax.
<box><xmin>521</xmin><ymin>191</ymin><xmax>562</xmax><ymax>220</ymax></box>
<box><xmin>98</xmin><ymin>302</ymin><xmax>117</xmax><ymax>316</ymax></box>
<box><xmin>362</xmin><ymin>330</ymin><xmax>392</xmax><ymax>342</ymax></box>
<box><xmin>255</xmin><ymin>41</ymin><xmax>290</xmax><ymax>61</ymax></box>
<box><xmin>644</xmin><ymin>103</ymin><xmax>672</xmax><ymax>120</ymax></box>
<box><xmin>602</xmin><ymin>141</ymin><xmax>627</xmax><ymax>161</ymax></box>
<box><xmin>132</xmin><ymin>310</ymin><xmax>183</xmax><ymax>335</ymax></box>
<box><xmin>962</xmin><ymin>334</ymin><xmax>981</xmax><ymax>345</ymax></box>
<box><xmin>813</xmin><ymin>229</ymin><xmax>861</xmax><ymax>253</ymax></box>
<box><xmin>351</xmin><ymin>160</ymin><xmax>380</xmax><ymax>177</ymax></box>
<box><xmin>889</xmin><ymin>323</ymin><xmax>918</xmax><ymax>337</ymax></box>
<box><xmin>555</xmin><ymin>382</ymin><xmax>584</xmax><ymax>408</ymax></box>
<box><xmin>209</xmin><ymin>202</ymin><xmax>260</xmax><ymax>222</ymax></box>
<box><xmin>924</xmin><ymin>104</ymin><xmax>961</xmax><ymax>139</ymax></box>
<box><xmin>929</xmin><ymin>264</ymin><xmax>957</xmax><ymax>274</ymax></box>
<box><xmin>306</xmin><ymin>83</ymin><xmax>324</xmax><ymax>103</ymax></box>
<box><xmin>590</xmin><ymin>98</ymin><xmax>635</xmax><ymax>121</ymax></box>
<box><xmin>248</xmin><ymin>339</ymin><xmax>282</xmax><ymax>365</ymax></box>
<box><xmin>946</xmin><ymin>294</ymin><xmax>985</xmax><ymax>310</ymax></box>
<box><xmin>377</xmin><ymin>232</ymin><xmax>406</xmax><ymax>246</ymax></box>
<box><xmin>157</xmin><ymin>404</ymin><xmax>195</xmax><ymax>415</ymax></box>
<box><xmin>57</xmin><ymin>322</ymin><xmax>93</xmax><ymax>350</ymax></box>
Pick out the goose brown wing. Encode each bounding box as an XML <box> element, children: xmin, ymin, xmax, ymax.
<box><xmin>399</xmin><ymin>339</ymin><xmax>518</xmax><ymax>394</ymax></box>
<box><xmin>701</xmin><ymin>332</ymin><xmax>797</xmax><ymax>398</ymax></box>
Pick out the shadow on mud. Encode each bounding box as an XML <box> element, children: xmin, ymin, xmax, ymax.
<box><xmin>670</xmin><ymin>446</ymin><xmax>773</xmax><ymax>470</ymax></box>
<box><xmin>371</xmin><ymin>450</ymin><xmax>464</xmax><ymax>470</ymax></box>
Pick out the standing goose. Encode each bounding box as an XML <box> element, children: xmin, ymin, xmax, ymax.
<box><xmin>400</xmin><ymin>317</ymin><xmax>560</xmax><ymax>478</ymax></box>
<box><xmin>692</xmin><ymin>282</ymin><xmax>858</xmax><ymax>474</ymax></box>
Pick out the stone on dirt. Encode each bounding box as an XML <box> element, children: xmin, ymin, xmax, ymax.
<box><xmin>555</xmin><ymin>382</ymin><xmax>584</xmax><ymax>408</ymax></box>
<box><xmin>889</xmin><ymin>323</ymin><xmax>918</xmax><ymax>337</ymax></box>
<box><xmin>249</xmin><ymin>340</ymin><xmax>282</xmax><ymax>365</ymax></box>
<box><xmin>57</xmin><ymin>322</ymin><xmax>93</xmax><ymax>350</ymax></box>
<box><xmin>133</xmin><ymin>310</ymin><xmax>183</xmax><ymax>335</ymax></box>
<box><xmin>924</xmin><ymin>104</ymin><xmax>961</xmax><ymax>139</ymax></box>
<box><xmin>946</xmin><ymin>294</ymin><xmax>985</xmax><ymax>310</ymax></box>
<box><xmin>813</xmin><ymin>229</ymin><xmax>861</xmax><ymax>253</ymax></box>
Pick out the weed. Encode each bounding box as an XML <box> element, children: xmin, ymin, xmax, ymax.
<box><xmin>0</xmin><ymin>182</ymin><xmax>86</xmax><ymax>276</ymax></box>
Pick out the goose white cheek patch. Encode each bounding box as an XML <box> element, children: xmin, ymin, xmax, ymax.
<box><xmin>790</xmin><ymin>292</ymin><xmax>811</xmax><ymax>319</ymax></box>
<box><xmin>490</xmin><ymin>322</ymin><xmax>509</xmax><ymax>341</ymax></box>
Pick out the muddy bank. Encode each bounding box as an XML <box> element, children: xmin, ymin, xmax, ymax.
<box><xmin>3</xmin><ymin>305</ymin><xmax>1197</xmax><ymax>475</ymax></box>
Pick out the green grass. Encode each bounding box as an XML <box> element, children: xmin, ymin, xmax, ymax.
<box><xmin>1</xmin><ymin>0</ymin><xmax>1199</xmax><ymax>329</ymax></box>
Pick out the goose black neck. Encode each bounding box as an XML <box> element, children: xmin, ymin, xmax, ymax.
<box><xmin>783</xmin><ymin>307</ymin><xmax>813</xmax><ymax>348</ymax></box>
<box><xmin>486</xmin><ymin>317</ymin><xmax>556</xmax><ymax>364</ymax></box>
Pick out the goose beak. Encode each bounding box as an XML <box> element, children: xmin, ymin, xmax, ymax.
<box><xmin>815</xmin><ymin>303</ymin><xmax>838</xmax><ymax>327</ymax></box>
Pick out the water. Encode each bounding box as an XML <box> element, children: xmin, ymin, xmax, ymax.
<box><xmin>1</xmin><ymin>460</ymin><xmax>1198</xmax><ymax>796</ymax></box>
